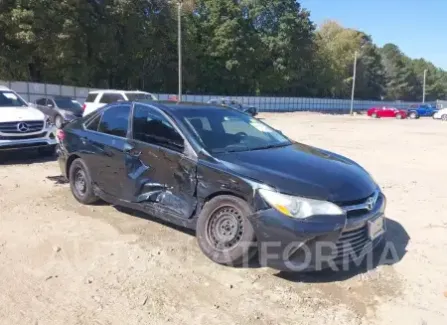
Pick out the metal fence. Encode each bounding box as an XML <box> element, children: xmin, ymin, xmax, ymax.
<box><xmin>0</xmin><ymin>80</ymin><xmax>432</xmax><ymax>113</ymax></box>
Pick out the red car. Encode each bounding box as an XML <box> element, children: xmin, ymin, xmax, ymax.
<box><xmin>367</xmin><ymin>107</ymin><xmax>407</xmax><ymax>119</ymax></box>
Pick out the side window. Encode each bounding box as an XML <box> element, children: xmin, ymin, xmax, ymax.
<box><xmin>99</xmin><ymin>93</ymin><xmax>125</xmax><ymax>104</ymax></box>
<box><xmin>132</xmin><ymin>104</ymin><xmax>184</xmax><ymax>151</ymax></box>
<box><xmin>97</xmin><ymin>105</ymin><xmax>130</xmax><ymax>137</ymax></box>
<box><xmin>36</xmin><ymin>98</ymin><xmax>47</xmax><ymax>105</ymax></box>
<box><xmin>85</xmin><ymin>93</ymin><xmax>97</xmax><ymax>103</ymax></box>
<box><xmin>86</xmin><ymin>114</ymin><xmax>101</xmax><ymax>131</ymax></box>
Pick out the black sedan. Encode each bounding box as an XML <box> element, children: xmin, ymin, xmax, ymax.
<box><xmin>57</xmin><ymin>101</ymin><xmax>386</xmax><ymax>271</ymax></box>
<box><xmin>35</xmin><ymin>96</ymin><xmax>83</xmax><ymax>128</ymax></box>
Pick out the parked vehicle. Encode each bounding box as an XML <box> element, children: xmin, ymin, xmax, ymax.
<box><xmin>35</xmin><ymin>96</ymin><xmax>83</xmax><ymax>128</ymax></box>
<box><xmin>82</xmin><ymin>90</ymin><xmax>157</xmax><ymax>116</ymax></box>
<box><xmin>57</xmin><ymin>101</ymin><xmax>386</xmax><ymax>271</ymax></box>
<box><xmin>208</xmin><ymin>98</ymin><xmax>258</xmax><ymax>116</ymax></box>
<box><xmin>433</xmin><ymin>108</ymin><xmax>447</xmax><ymax>121</ymax></box>
<box><xmin>406</xmin><ymin>104</ymin><xmax>438</xmax><ymax>119</ymax></box>
<box><xmin>0</xmin><ymin>86</ymin><xmax>57</xmax><ymax>154</ymax></box>
<box><xmin>367</xmin><ymin>107</ymin><xmax>407</xmax><ymax>119</ymax></box>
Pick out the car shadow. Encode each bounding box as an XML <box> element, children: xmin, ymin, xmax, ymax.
<box><xmin>113</xmin><ymin>205</ymin><xmax>196</xmax><ymax>237</ymax></box>
<box><xmin>0</xmin><ymin>150</ymin><xmax>56</xmax><ymax>165</ymax></box>
<box><xmin>274</xmin><ymin>217</ymin><xmax>409</xmax><ymax>283</ymax></box>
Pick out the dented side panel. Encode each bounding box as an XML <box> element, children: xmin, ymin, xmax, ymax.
<box><xmin>123</xmin><ymin>141</ymin><xmax>198</xmax><ymax>220</ymax></box>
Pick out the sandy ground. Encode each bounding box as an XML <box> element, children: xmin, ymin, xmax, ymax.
<box><xmin>0</xmin><ymin>113</ymin><xmax>446</xmax><ymax>325</ymax></box>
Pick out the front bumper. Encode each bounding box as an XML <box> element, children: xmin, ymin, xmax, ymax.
<box><xmin>0</xmin><ymin>127</ymin><xmax>57</xmax><ymax>151</ymax></box>
<box><xmin>248</xmin><ymin>193</ymin><xmax>386</xmax><ymax>272</ymax></box>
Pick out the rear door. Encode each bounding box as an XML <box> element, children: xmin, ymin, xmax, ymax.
<box><xmin>121</xmin><ymin>103</ymin><xmax>198</xmax><ymax>220</ymax></box>
<box><xmin>83</xmin><ymin>103</ymin><xmax>132</xmax><ymax>197</ymax></box>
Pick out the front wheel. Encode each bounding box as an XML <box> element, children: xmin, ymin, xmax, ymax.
<box><xmin>55</xmin><ymin>115</ymin><xmax>64</xmax><ymax>129</ymax></box>
<box><xmin>442</xmin><ymin>114</ymin><xmax>447</xmax><ymax>122</ymax></box>
<box><xmin>196</xmin><ymin>195</ymin><xmax>256</xmax><ymax>266</ymax></box>
<box><xmin>409</xmin><ymin>112</ymin><xmax>418</xmax><ymax>119</ymax></box>
<box><xmin>372</xmin><ymin>113</ymin><xmax>379</xmax><ymax>118</ymax></box>
<box><xmin>69</xmin><ymin>158</ymin><xmax>99</xmax><ymax>204</ymax></box>
<box><xmin>396</xmin><ymin>114</ymin><xmax>403</xmax><ymax>119</ymax></box>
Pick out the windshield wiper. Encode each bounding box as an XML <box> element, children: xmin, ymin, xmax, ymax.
<box><xmin>247</xmin><ymin>142</ymin><xmax>291</xmax><ymax>152</ymax></box>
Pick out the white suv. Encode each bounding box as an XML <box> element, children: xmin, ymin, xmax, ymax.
<box><xmin>433</xmin><ymin>108</ymin><xmax>447</xmax><ymax>121</ymax></box>
<box><xmin>0</xmin><ymin>86</ymin><xmax>57</xmax><ymax>154</ymax></box>
<box><xmin>82</xmin><ymin>90</ymin><xmax>157</xmax><ymax>116</ymax></box>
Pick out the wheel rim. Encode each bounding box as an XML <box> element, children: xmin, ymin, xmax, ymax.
<box><xmin>74</xmin><ymin>168</ymin><xmax>87</xmax><ymax>196</ymax></box>
<box><xmin>443</xmin><ymin>115</ymin><xmax>447</xmax><ymax>121</ymax></box>
<box><xmin>206</xmin><ymin>206</ymin><xmax>244</xmax><ymax>251</ymax></box>
<box><xmin>56</xmin><ymin>117</ymin><xmax>62</xmax><ymax>128</ymax></box>
<box><xmin>411</xmin><ymin>113</ymin><xmax>416</xmax><ymax>118</ymax></box>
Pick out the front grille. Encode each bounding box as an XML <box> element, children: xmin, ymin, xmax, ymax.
<box><xmin>0</xmin><ymin>120</ymin><xmax>44</xmax><ymax>134</ymax></box>
<box><xmin>0</xmin><ymin>132</ymin><xmax>47</xmax><ymax>140</ymax></box>
<box><xmin>334</xmin><ymin>226</ymin><xmax>371</xmax><ymax>262</ymax></box>
<box><xmin>338</xmin><ymin>190</ymin><xmax>380</xmax><ymax>219</ymax></box>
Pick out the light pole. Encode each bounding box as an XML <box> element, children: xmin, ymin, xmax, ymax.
<box><xmin>350</xmin><ymin>51</ymin><xmax>358</xmax><ymax>116</ymax></box>
<box><xmin>422</xmin><ymin>69</ymin><xmax>427</xmax><ymax>103</ymax></box>
<box><xmin>177</xmin><ymin>0</ymin><xmax>183</xmax><ymax>102</ymax></box>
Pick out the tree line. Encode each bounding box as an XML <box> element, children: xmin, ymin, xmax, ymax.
<box><xmin>1</xmin><ymin>0</ymin><xmax>446</xmax><ymax>101</ymax></box>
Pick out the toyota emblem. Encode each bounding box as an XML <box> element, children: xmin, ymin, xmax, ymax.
<box><xmin>365</xmin><ymin>197</ymin><xmax>375</xmax><ymax>211</ymax></box>
<box><xmin>17</xmin><ymin>122</ymin><xmax>29</xmax><ymax>133</ymax></box>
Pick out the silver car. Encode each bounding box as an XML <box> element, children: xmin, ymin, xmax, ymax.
<box><xmin>35</xmin><ymin>96</ymin><xmax>83</xmax><ymax>128</ymax></box>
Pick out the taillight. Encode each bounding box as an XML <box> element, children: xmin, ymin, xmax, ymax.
<box><xmin>56</xmin><ymin>129</ymin><xmax>65</xmax><ymax>142</ymax></box>
<box><xmin>82</xmin><ymin>104</ymin><xmax>86</xmax><ymax>111</ymax></box>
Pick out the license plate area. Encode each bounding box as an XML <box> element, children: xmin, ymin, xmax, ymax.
<box><xmin>368</xmin><ymin>217</ymin><xmax>384</xmax><ymax>240</ymax></box>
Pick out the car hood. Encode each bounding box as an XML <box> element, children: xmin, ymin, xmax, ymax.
<box><xmin>0</xmin><ymin>106</ymin><xmax>45</xmax><ymax>123</ymax></box>
<box><xmin>215</xmin><ymin>143</ymin><xmax>377</xmax><ymax>203</ymax></box>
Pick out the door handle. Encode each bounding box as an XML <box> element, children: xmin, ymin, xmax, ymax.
<box><xmin>124</xmin><ymin>144</ymin><xmax>142</xmax><ymax>158</ymax></box>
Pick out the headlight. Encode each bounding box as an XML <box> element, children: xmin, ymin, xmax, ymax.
<box><xmin>258</xmin><ymin>189</ymin><xmax>343</xmax><ymax>219</ymax></box>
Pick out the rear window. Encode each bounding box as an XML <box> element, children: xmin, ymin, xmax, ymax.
<box><xmin>125</xmin><ymin>93</ymin><xmax>156</xmax><ymax>101</ymax></box>
<box><xmin>85</xmin><ymin>93</ymin><xmax>97</xmax><ymax>103</ymax></box>
<box><xmin>100</xmin><ymin>93</ymin><xmax>125</xmax><ymax>104</ymax></box>
<box><xmin>54</xmin><ymin>97</ymin><xmax>82</xmax><ymax>113</ymax></box>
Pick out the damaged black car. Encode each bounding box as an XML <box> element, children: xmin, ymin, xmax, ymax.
<box><xmin>57</xmin><ymin>101</ymin><xmax>386</xmax><ymax>271</ymax></box>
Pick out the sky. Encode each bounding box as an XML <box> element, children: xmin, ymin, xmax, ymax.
<box><xmin>300</xmin><ymin>0</ymin><xmax>447</xmax><ymax>70</ymax></box>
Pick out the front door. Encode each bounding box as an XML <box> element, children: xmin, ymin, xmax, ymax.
<box><xmin>122</xmin><ymin>103</ymin><xmax>198</xmax><ymax>220</ymax></box>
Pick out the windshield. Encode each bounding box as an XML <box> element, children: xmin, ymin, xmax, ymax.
<box><xmin>54</xmin><ymin>97</ymin><xmax>83</xmax><ymax>113</ymax></box>
<box><xmin>178</xmin><ymin>108</ymin><xmax>291</xmax><ymax>153</ymax></box>
<box><xmin>126</xmin><ymin>93</ymin><xmax>156</xmax><ymax>101</ymax></box>
<box><xmin>0</xmin><ymin>91</ymin><xmax>28</xmax><ymax>107</ymax></box>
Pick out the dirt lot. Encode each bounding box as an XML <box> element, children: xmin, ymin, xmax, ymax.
<box><xmin>0</xmin><ymin>113</ymin><xmax>446</xmax><ymax>325</ymax></box>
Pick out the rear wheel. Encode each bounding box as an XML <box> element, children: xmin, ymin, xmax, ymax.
<box><xmin>69</xmin><ymin>158</ymin><xmax>99</xmax><ymax>204</ymax></box>
<box><xmin>372</xmin><ymin>113</ymin><xmax>379</xmax><ymax>118</ymax></box>
<box><xmin>396</xmin><ymin>114</ymin><xmax>403</xmax><ymax>119</ymax></box>
<box><xmin>196</xmin><ymin>195</ymin><xmax>256</xmax><ymax>266</ymax></box>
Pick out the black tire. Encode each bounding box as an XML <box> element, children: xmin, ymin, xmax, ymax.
<box><xmin>55</xmin><ymin>115</ymin><xmax>64</xmax><ymax>129</ymax></box>
<box><xmin>38</xmin><ymin>145</ymin><xmax>56</xmax><ymax>156</ymax></box>
<box><xmin>442</xmin><ymin>115</ymin><xmax>447</xmax><ymax>122</ymax></box>
<box><xmin>409</xmin><ymin>112</ymin><xmax>418</xmax><ymax>119</ymax></box>
<box><xmin>69</xmin><ymin>158</ymin><xmax>99</xmax><ymax>204</ymax></box>
<box><xmin>196</xmin><ymin>195</ymin><xmax>256</xmax><ymax>266</ymax></box>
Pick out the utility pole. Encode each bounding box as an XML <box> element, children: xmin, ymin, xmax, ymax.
<box><xmin>177</xmin><ymin>0</ymin><xmax>183</xmax><ymax>102</ymax></box>
<box><xmin>422</xmin><ymin>69</ymin><xmax>427</xmax><ymax>103</ymax></box>
<box><xmin>350</xmin><ymin>51</ymin><xmax>358</xmax><ymax>116</ymax></box>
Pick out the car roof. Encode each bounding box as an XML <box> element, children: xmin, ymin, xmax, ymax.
<box><xmin>88</xmin><ymin>89</ymin><xmax>153</xmax><ymax>94</ymax></box>
<box><xmin>0</xmin><ymin>86</ymin><xmax>13</xmax><ymax>91</ymax></box>
<box><xmin>133</xmin><ymin>100</ymin><xmax>230</xmax><ymax>113</ymax></box>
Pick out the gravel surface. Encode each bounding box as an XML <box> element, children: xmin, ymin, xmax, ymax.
<box><xmin>0</xmin><ymin>113</ymin><xmax>446</xmax><ymax>325</ymax></box>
